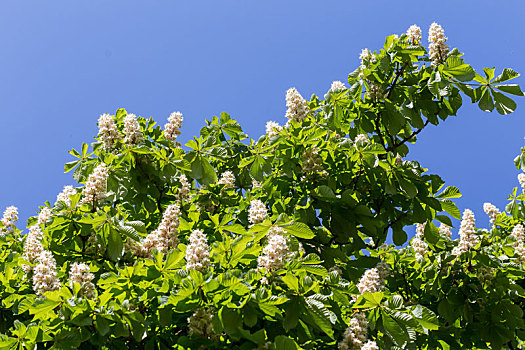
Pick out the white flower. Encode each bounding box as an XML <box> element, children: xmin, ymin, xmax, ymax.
<box><xmin>362</xmin><ymin>340</ymin><xmax>379</xmax><ymax>350</ymax></box>
<box><xmin>329</xmin><ymin>80</ymin><xmax>346</xmax><ymax>92</ymax></box>
<box><xmin>516</xmin><ymin>242</ymin><xmax>525</xmax><ymax>263</ymax></box>
<box><xmin>22</xmin><ymin>225</ymin><xmax>44</xmax><ymax>273</ymax></box>
<box><xmin>518</xmin><ymin>173</ymin><xmax>525</xmax><ymax>192</ymax></box>
<box><xmin>123</xmin><ymin>113</ymin><xmax>143</xmax><ymax>145</ymax></box>
<box><xmin>81</xmin><ymin>164</ymin><xmax>109</xmax><ymax>206</ymax></box>
<box><xmin>325</xmin><ymin>80</ymin><xmax>346</xmax><ymax>98</ymax></box>
<box><xmin>252</xmin><ymin>177</ymin><xmax>262</xmax><ymax>188</ymax></box>
<box><xmin>301</xmin><ymin>146</ymin><xmax>324</xmax><ymax>175</ymax></box>
<box><xmin>164</xmin><ymin>111</ymin><xmax>183</xmax><ymax>146</ymax></box>
<box><xmin>359</xmin><ymin>48</ymin><xmax>374</xmax><ymax>66</ymax></box>
<box><xmin>249</xmin><ymin>199</ymin><xmax>267</xmax><ymax>224</ymax></box>
<box><xmin>338</xmin><ymin>312</ymin><xmax>369</xmax><ymax>350</ymax></box>
<box><xmin>483</xmin><ymin>202</ymin><xmax>500</xmax><ymax>225</ymax></box>
<box><xmin>356</xmin><ymin>261</ymin><xmax>389</xmax><ymax>297</ymax></box>
<box><xmin>285</xmin><ymin>88</ymin><xmax>310</xmax><ymax>123</ymax></box>
<box><xmin>186</xmin><ymin>229</ymin><xmax>211</xmax><ymax>272</ymax></box>
<box><xmin>477</xmin><ymin>265</ymin><xmax>495</xmax><ymax>283</ymax></box>
<box><xmin>38</xmin><ymin>207</ymin><xmax>52</xmax><ymax>226</ymax></box>
<box><xmin>354</xmin><ymin>134</ymin><xmax>369</xmax><ymax>148</ymax></box>
<box><xmin>439</xmin><ymin>223</ymin><xmax>452</xmax><ymax>239</ymax></box>
<box><xmin>177</xmin><ymin>174</ymin><xmax>191</xmax><ymax>201</ymax></box>
<box><xmin>412</xmin><ymin>223</ymin><xmax>428</xmax><ymax>259</ymax></box>
<box><xmin>406</xmin><ymin>24</ymin><xmax>422</xmax><ymax>45</ymax></box>
<box><xmin>511</xmin><ymin>224</ymin><xmax>524</xmax><ymax>246</ymax></box>
<box><xmin>452</xmin><ymin>209</ymin><xmax>479</xmax><ymax>256</ymax></box>
<box><xmin>32</xmin><ymin>250</ymin><xmax>61</xmax><ymax>295</ymax></box>
<box><xmin>218</xmin><ymin>171</ymin><xmax>235</xmax><ymax>188</ymax></box>
<box><xmin>68</xmin><ymin>262</ymin><xmax>96</xmax><ymax>299</ymax></box>
<box><xmin>0</xmin><ymin>206</ymin><xmax>18</xmax><ymax>235</ymax></box>
<box><xmin>138</xmin><ymin>204</ymin><xmax>181</xmax><ymax>257</ymax></box>
<box><xmin>97</xmin><ymin>113</ymin><xmax>121</xmax><ymax>151</ymax></box>
<box><xmin>187</xmin><ymin>308</ymin><xmax>218</xmax><ymax>340</ymax></box>
<box><xmin>265</xmin><ymin>121</ymin><xmax>283</xmax><ymax>138</ymax></box>
<box><xmin>258</xmin><ymin>226</ymin><xmax>290</xmax><ymax>272</ymax></box>
<box><xmin>55</xmin><ymin>185</ymin><xmax>77</xmax><ymax>207</ymax></box>
<box><xmin>428</xmin><ymin>22</ymin><xmax>449</xmax><ymax>66</ymax></box>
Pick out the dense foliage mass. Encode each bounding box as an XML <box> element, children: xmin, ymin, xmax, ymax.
<box><xmin>0</xmin><ymin>23</ymin><xmax>525</xmax><ymax>349</ymax></box>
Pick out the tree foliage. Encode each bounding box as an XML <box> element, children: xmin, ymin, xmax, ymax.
<box><xmin>0</xmin><ymin>24</ymin><xmax>524</xmax><ymax>350</ymax></box>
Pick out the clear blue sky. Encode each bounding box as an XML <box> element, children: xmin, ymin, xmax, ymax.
<box><xmin>1</xmin><ymin>0</ymin><xmax>524</xmax><ymax>238</ymax></box>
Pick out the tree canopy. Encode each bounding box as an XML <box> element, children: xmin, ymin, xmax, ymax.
<box><xmin>0</xmin><ymin>23</ymin><xmax>524</xmax><ymax>350</ymax></box>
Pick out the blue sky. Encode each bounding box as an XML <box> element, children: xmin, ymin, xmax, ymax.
<box><xmin>1</xmin><ymin>1</ymin><xmax>524</xmax><ymax>238</ymax></box>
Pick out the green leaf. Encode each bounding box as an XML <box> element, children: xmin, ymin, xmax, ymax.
<box><xmin>314</xmin><ymin>185</ymin><xmax>337</xmax><ymax>201</ymax></box>
<box><xmin>201</xmin><ymin>157</ymin><xmax>218</xmax><ymax>185</ymax></box>
<box><xmin>107</xmin><ymin>227</ymin><xmax>123</xmax><ymax>261</ymax></box>
<box><xmin>435</xmin><ymin>186</ymin><xmax>461</xmax><ymax>199</ymax></box>
<box><xmin>443</xmin><ymin>56</ymin><xmax>475</xmax><ymax>82</ymax></box>
<box><xmin>424</xmin><ymin>221</ymin><xmax>440</xmax><ymax>244</ymax></box>
<box><xmin>483</xmin><ymin>67</ymin><xmax>495</xmax><ymax>82</ymax></box>
<box><xmin>478</xmin><ymin>87</ymin><xmax>494</xmax><ymax>112</ymax></box>
<box><xmin>492</xmin><ymin>89</ymin><xmax>517</xmax><ymax>115</ymax></box>
<box><xmin>305</xmin><ymin>298</ymin><xmax>334</xmax><ymax>338</ymax></box>
<box><xmin>274</xmin><ymin>335</ymin><xmax>299</xmax><ymax>350</ymax></box>
<box><xmin>492</xmin><ymin>68</ymin><xmax>520</xmax><ymax>83</ymax></box>
<box><xmin>493</xmin><ymin>84</ymin><xmax>525</xmax><ymax>96</ymax></box>
<box><xmin>397</xmin><ymin>176</ymin><xmax>418</xmax><ymax>198</ymax></box>
<box><xmin>393</xmin><ymin>227</ymin><xmax>408</xmax><ymax>246</ymax></box>
<box><xmin>411</xmin><ymin>305</ymin><xmax>439</xmax><ymax>330</ymax></box>
<box><xmin>435</xmin><ymin>215</ymin><xmax>453</xmax><ymax>227</ymax></box>
<box><xmin>441</xmin><ymin>200</ymin><xmax>460</xmax><ymax>220</ymax></box>
<box><xmin>428</xmin><ymin>71</ymin><xmax>451</xmax><ymax>98</ymax></box>
<box><xmin>283</xmin><ymin>222</ymin><xmax>315</xmax><ymax>239</ymax></box>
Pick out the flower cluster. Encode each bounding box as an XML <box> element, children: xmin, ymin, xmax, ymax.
<box><xmin>519</xmin><ymin>173</ymin><xmax>525</xmax><ymax>192</ymax></box>
<box><xmin>512</xmin><ymin>224</ymin><xmax>525</xmax><ymax>263</ymax></box>
<box><xmin>55</xmin><ymin>185</ymin><xmax>77</xmax><ymax>207</ymax></box>
<box><xmin>1</xmin><ymin>206</ymin><xmax>18</xmax><ymax>235</ymax></box>
<box><xmin>285</xmin><ymin>88</ymin><xmax>310</xmax><ymax>124</ymax></box>
<box><xmin>301</xmin><ymin>146</ymin><xmax>324</xmax><ymax>176</ymax></box>
<box><xmin>32</xmin><ymin>251</ymin><xmax>61</xmax><ymax>295</ymax></box>
<box><xmin>164</xmin><ymin>111</ymin><xmax>183</xmax><ymax>146</ymax></box>
<box><xmin>325</xmin><ymin>80</ymin><xmax>347</xmax><ymax>99</ymax></box>
<box><xmin>406</xmin><ymin>24</ymin><xmax>422</xmax><ymax>45</ymax></box>
<box><xmin>97</xmin><ymin>113</ymin><xmax>120</xmax><ymax>151</ymax></box>
<box><xmin>356</xmin><ymin>261</ymin><xmax>390</xmax><ymax>296</ymax></box>
<box><xmin>186</xmin><ymin>229</ymin><xmax>211</xmax><ymax>272</ymax></box>
<box><xmin>338</xmin><ymin>312</ymin><xmax>377</xmax><ymax>350</ymax></box>
<box><xmin>439</xmin><ymin>223</ymin><xmax>452</xmax><ymax>239</ymax></box>
<box><xmin>187</xmin><ymin>308</ymin><xmax>218</xmax><ymax>340</ymax></box>
<box><xmin>411</xmin><ymin>223</ymin><xmax>428</xmax><ymax>259</ymax></box>
<box><xmin>428</xmin><ymin>22</ymin><xmax>449</xmax><ymax>66</ymax></box>
<box><xmin>258</xmin><ymin>226</ymin><xmax>290</xmax><ymax>272</ymax></box>
<box><xmin>68</xmin><ymin>262</ymin><xmax>96</xmax><ymax>299</ymax></box>
<box><xmin>477</xmin><ymin>265</ymin><xmax>495</xmax><ymax>284</ymax></box>
<box><xmin>22</xmin><ymin>225</ymin><xmax>44</xmax><ymax>273</ymax></box>
<box><xmin>265</xmin><ymin>121</ymin><xmax>283</xmax><ymax>138</ymax></box>
<box><xmin>452</xmin><ymin>209</ymin><xmax>479</xmax><ymax>256</ymax></box>
<box><xmin>359</xmin><ymin>48</ymin><xmax>376</xmax><ymax>67</ymax></box>
<box><xmin>176</xmin><ymin>174</ymin><xmax>191</xmax><ymax>201</ymax></box>
<box><xmin>354</xmin><ymin>134</ymin><xmax>369</xmax><ymax>148</ymax></box>
<box><xmin>511</xmin><ymin>224</ymin><xmax>524</xmax><ymax>245</ymax></box>
<box><xmin>136</xmin><ymin>204</ymin><xmax>181</xmax><ymax>257</ymax></box>
<box><xmin>81</xmin><ymin>164</ymin><xmax>109</xmax><ymax>206</ymax></box>
<box><xmin>248</xmin><ymin>199</ymin><xmax>267</xmax><ymax>224</ymax></box>
<box><xmin>37</xmin><ymin>207</ymin><xmax>52</xmax><ymax>226</ymax></box>
<box><xmin>367</xmin><ymin>82</ymin><xmax>384</xmax><ymax>102</ymax></box>
<box><xmin>483</xmin><ymin>202</ymin><xmax>500</xmax><ymax>225</ymax></box>
<box><xmin>218</xmin><ymin>171</ymin><xmax>235</xmax><ymax>188</ymax></box>
<box><xmin>123</xmin><ymin>113</ymin><xmax>143</xmax><ymax>145</ymax></box>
